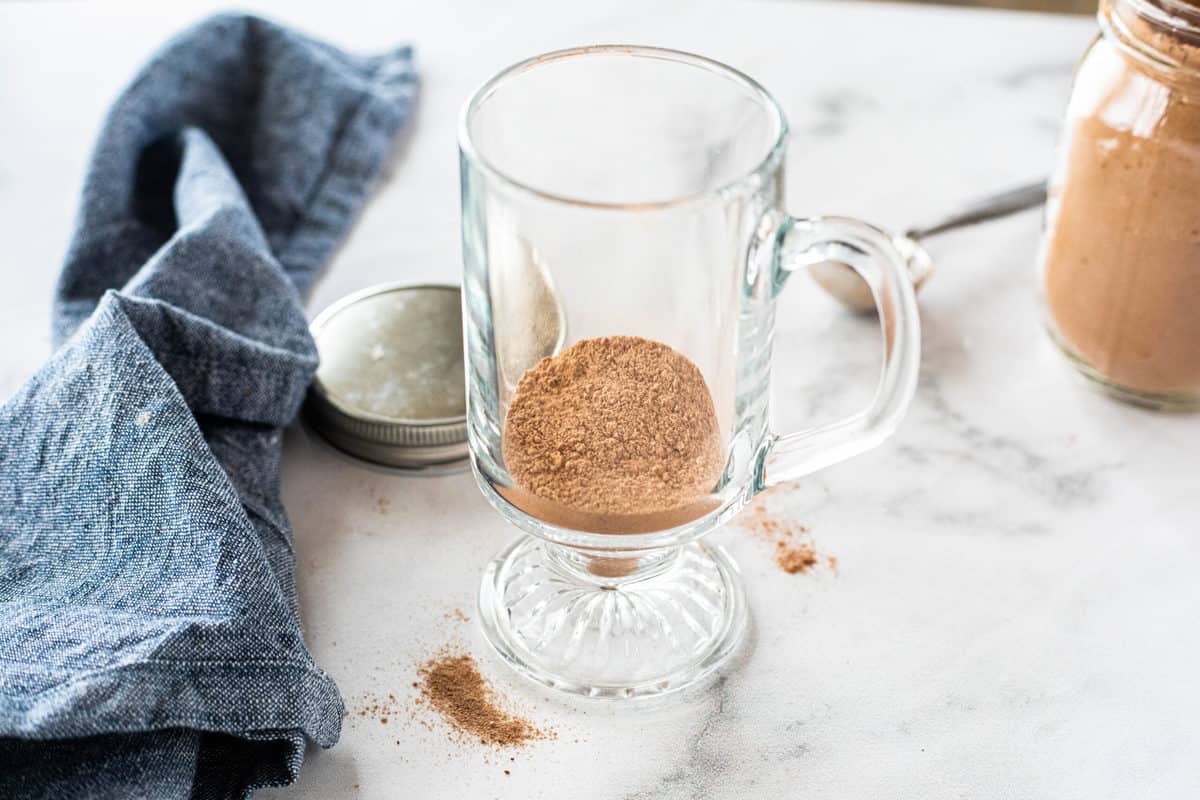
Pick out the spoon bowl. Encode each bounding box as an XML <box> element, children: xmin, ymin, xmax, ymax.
<box><xmin>809</xmin><ymin>233</ymin><xmax>935</xmax><ymax>313</ymax></box>
<box><xmin>809</xmin><ymin>181</ymin><xmax>1046</xmax><ymax>312</ymax></box>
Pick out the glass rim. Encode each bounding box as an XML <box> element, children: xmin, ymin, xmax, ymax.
<box><xmin>457</xmin><ymin>44</ymin><xmax>790</xmax><ymax>211</ymax></box>
<box><xmin>1104</xmin><ymin>0</ymin><xmax>1200</xmax><ymax>79</ymax></box>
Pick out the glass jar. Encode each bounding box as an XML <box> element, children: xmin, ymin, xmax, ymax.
<box><xmin>1041</xmin><ymin>0</ymin><xmax>1200</xmax><ymax>410</ymax></box>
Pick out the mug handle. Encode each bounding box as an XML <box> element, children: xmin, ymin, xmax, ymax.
<box><xmin>754</xmin><ymin>215</ymin><xmax>922</xmax><ymax>490</ymax></box>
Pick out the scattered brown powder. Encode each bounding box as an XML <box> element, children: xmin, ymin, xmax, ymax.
<box><xmin>501</xmin><ymin>336</ymin><xmax>725</xmax><ymax>534</ymax></box>
<box><xmin>353</xmin><ymin>692</ymin><xmax>401</xmax><ymax>723</ymax></box>
<box><xmin>368</xmin><ymin>485</ymin><xmax>391</xmax><ymax>515</ymax></box>
<box><xmin>416</xmin><ymin>649</ymin><xmax>551</xmax><ymax>747</ymax></box>
<box><xmin>443</xmin><ymin>608</ymin><xmax>471</xmax><ymax>623</ymax></box>
<box><xmin>775</xmin><ymin>539</ymin><xmax>819</xmax><ymax>574</ymax></box>
<box><xmin>741</xmin><ymin>487</ymin><xmax>836</xmax><ymax>576</ymax></box>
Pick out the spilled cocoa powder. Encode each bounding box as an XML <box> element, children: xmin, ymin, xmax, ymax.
<box><xmin>775</xmin><ymin>539</ymin><xmax>819</xmax><ymax>575</ymax></box>
<box><xmin>742</xmin><ymin>488</ymin><xmax>837</xmax><ymax>576</ymax></box>
<box><xmin>501</xmin><ymin>335</ymin><xmax>724</xmax><ymax>534</ymax></box>
<box><xmin>353</xmin><ymin>692</ymin><xmax>400</xmax><ymax>725</ymax></box>
<box><xmin>415</xmin><ymin>649</ymin><xmax>551</xmax><ymax>747</ymax></box>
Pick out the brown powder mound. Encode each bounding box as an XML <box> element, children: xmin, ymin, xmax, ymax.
<box><xmin>417</xmin><ymin>651</ymin><xmax>550</xmax><ymax>747</ymax></box>
<box><xmin>501</xmin><ymin>336</ymin><xmax>724</xmax><ymax>532</ymax></box>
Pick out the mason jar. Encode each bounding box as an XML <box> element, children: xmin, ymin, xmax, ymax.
<box><xmin>1040</xmin><ymin>0</ymin><xmax>1200</xmax><ymax>410</ymax></box>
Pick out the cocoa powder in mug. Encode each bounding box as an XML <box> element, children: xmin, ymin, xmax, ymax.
<box><xmin>501</xmin><ymin>335</ymin><xmax>724</xmax><ymax>534</ymax></box>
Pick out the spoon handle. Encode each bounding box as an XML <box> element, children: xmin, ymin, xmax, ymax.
<box><xmin>905</xmin><ymin>181</ymin><xmax>1047</xmax><ymax>241</ymax></box>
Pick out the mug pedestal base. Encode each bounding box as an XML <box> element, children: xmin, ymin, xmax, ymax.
<box><xmin>477</xmin><ymin>537</ymin><xmax>748</xmax><ymax>699</ymax></box>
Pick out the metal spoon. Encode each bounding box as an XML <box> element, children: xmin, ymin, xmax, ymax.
<box><xmin>809</xmin><ymin>181</ymin><xmax>1048</xmax><ymax>312</ymax></box>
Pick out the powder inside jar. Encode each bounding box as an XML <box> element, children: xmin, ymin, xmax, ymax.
<box><xmin>501</xmin><ymin>335</ymin><xmax>725</xmax><ymax>534</ymax></box>
<box><xmin>1041</xmin><ymin>7</ymin><xmax>1200</xmax><ymax>398</ymax></box>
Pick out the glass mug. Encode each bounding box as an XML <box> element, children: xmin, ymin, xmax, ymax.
<box><xmin>460</xmin><ymin>46</ymin><xmax>921</xmax><ymax>698</ymax></box>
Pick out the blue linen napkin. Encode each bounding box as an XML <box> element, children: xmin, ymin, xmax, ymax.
<box><xmin>0</xmin><ymin>13</ymin><xmax>416</xmax><ymax>798</ymax></box>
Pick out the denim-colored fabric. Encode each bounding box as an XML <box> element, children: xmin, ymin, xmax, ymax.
<box><xmin>0</xmin><ymin>13</ymin><xmax>416</xmax><ymax>799</ymax></box>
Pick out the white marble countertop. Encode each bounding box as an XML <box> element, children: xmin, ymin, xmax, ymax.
<box><xmin>3</xmin><ymin>1</ymin><xmax>1198</xmax><ymax>798</ymax></box>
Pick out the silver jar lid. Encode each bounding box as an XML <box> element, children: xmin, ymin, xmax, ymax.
<box><xmin>306</xmin><ymin>283</ymin><xmax>468</xmax><ymax>469</ymax></box>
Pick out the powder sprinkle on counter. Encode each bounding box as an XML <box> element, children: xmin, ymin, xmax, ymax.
<box><xmin>416</xmin><ymin>649</ymin><xmax>551</xmax><ymax>748</ymax></box>
<box><xmin>775</xmin><ymin>540</ymin><xmax>819</xmax><ymax>575</ymax></box>
<box><xmin>742</xmin><ymin>488</ymin><xmax>836</xmax><ymax>576</ymax></box>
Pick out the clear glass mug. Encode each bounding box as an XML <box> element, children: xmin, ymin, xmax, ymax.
<box><xmin>460</xmin><ymin>46</ymin><xmax>921</xmax><ymax>698</ymax></box>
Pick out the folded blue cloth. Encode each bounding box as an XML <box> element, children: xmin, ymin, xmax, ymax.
<box><xmin>0</xmin><ymin>13</ymin><xmax>416</xmax><ymax>798</ymax></box>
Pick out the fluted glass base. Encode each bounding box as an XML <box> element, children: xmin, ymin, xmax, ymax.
<box><xmin>478</xmin><ymin>537</ymin><xmax>747</xmax><ymax>699</ymax></box>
